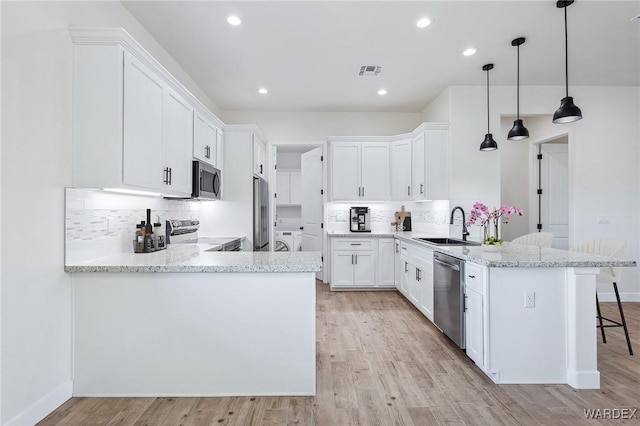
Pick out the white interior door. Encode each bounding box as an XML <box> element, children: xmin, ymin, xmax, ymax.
<box><xmin>301</xmin><ymin>147</ymin><xmax>324</xmax><ymax>279</ymax></box>
<box><xmin>540</xmin><ymin>143</ymin><xmax>569</xmax><ymax>249</ymax></box>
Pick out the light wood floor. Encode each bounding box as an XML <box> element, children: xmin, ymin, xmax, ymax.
<box><xmin>40</xmin><ymin>281</ymin><xmax>639</xmax><ymax>425</ymax></box>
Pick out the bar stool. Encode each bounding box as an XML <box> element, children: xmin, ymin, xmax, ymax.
<box><xmin>511</xmin><ymin>232</ymin><xmax>554</xmax><ymax>248</ymax></box>
<box><xmin>571</xmin><ymin>239</ymin><xmax>633</xmax><ymax>356</ymax></box>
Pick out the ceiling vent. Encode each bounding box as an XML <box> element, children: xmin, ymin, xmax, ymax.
<box><xmin>359</xmin><ymin>65</ymin><xmax>382</xmax><ymax>76</ymax></box>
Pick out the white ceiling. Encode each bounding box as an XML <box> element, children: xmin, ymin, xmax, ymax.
<box><xmin>122</xmin><ymin>1</ymin><xmax>639</xmax><ymax>113</ymax></box>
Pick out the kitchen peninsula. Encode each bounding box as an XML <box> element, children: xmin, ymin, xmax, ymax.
<box><xmin>66</xmin><ymin>248</ymin><xmax>321</xmax><ymax>397</ymax></box>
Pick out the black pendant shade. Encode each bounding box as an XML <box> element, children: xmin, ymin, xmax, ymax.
<box><xmin>553</xmin><ymin>96</ymin><xmax>582</xmax><ymax>123</ymax></box>
<box><xmin>508</xmin><ymin>37</ymin><xmax>529</xmax><ymax>140</ymax></box>
<box><xmin>480</xmin><ymin>64</ymin><xmax>497</xmax><ymax>151</ymax></box>
<box><xmin>480</xmin><ymin>133</ymin><xmax>498</xmax><ymax>151</ymax></box>
<box><xmin>553</xmin><ymin>0</ymin><xmax>582</xmax><ymax>124</ymax></box>
<box><xmin>508</xmin><ymin>119</ymin><xmax>529</xmax><ymax>140</ymax></box>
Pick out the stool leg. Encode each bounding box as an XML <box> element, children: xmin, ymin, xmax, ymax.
<box><xmin>613</xmin><ymin>282</ymin><xmax>633</xmax><ymax>356</ymax></box>
<box><xmin>596</xmin><ymin>293</ymin><xmax>607</xmax><ymax>344</ymax></box>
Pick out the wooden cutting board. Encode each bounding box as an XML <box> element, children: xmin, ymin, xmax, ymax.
<box><xmin>392</xmin><ymin>205</ymin><xmax>410</xmax><ymax>227</ymax></box>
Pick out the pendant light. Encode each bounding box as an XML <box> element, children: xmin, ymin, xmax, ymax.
<box><xmin>480</xmin><ymin>64</ymin><xmax>498</xmax><ymax>151</ymax></box>
<box><xmin>553</xmin><ymin>0</ymin><xmax>582</xmax><ymax>124</ymax></box>
<box><xmin>507</xmin><ymin>37</ymin><xmax>529</xmax><ymax>140</ymax></box>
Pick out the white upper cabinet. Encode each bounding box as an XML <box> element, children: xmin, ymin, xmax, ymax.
<box><xmin>390</xmin><ymin>138</ymin><xmax>412</xmax><ymax>200</ymax></box>
<box><xmin>122</xmin><ymin>52</ymin><xmax>165</xmax><ymax>191</ymax></box>
<box><xmin>277</xmin><ymin>170</ymin><xmax>301</xmax><ymax>205</ymax></box>
<box><xmin>330</xmin><ymin>141</ymin><xmax>389</xmax><ymax>201</ymax></box>
<box><xmin>121</xmin><ymin>51</ymin><xmax>193</xmax><ymax>196</ymax></box>
<box><xmin>253</xmin><ymin>135</ymin><xmax>267</xmax><ymax>178</ymax></box>
<box><xmin>193</xmin><ymin>110</ymin><xmax>218</xmax><ymax>168</ymax></box>
<box><xmin>71</xmin><ymin>28</ymin><xmax>223</xmax><ymax>196</ymax></box>
<box><xmin>164</xmin><ymin>89</ymin><xmax>193</xmax><ymax>195</ymax></box>
<box><xmin>412</xmin><ymin>125</ymin><xmax>449</xmax><ymax>201</ymax></box>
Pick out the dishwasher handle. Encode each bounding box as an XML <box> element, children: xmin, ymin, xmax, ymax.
<box><xmin>433</xmin><ymin>257</ymin><xmax>460</xmax><ymax>271</ymax></box>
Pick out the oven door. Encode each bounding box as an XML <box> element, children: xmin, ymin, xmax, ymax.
<box><xmin>192</xmin><ymin>161</ymin><xmax>221</xmax><ymax>200</ymax></box>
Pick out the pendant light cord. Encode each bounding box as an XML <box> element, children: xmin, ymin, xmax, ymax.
<box><xmin>486</xmin><ymin>69</ymin><xmax>490</xmax><ymax>133</ymax></box>
<box><xmin>516</xmin><ymin>44</ymin><xmax>520</xmax><ymax>119</ymax></box>
<box><xmin>564</xmin><ymin>5</ymin><xmax>569</xmax><ymax>98</ymax></box>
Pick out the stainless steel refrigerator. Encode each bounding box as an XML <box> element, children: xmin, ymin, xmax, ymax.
<box><xmin>253</xmin><ymin>177</ymin><xmax>270</xmax><ymax>251</ymax></box>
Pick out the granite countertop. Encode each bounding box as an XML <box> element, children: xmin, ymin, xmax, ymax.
<box><xmin>394</xmin><ymin>234</ymin><xmax>637</xmax><ymax>268</ymax></box>
<box><xmin>65</xmin><ymin>244</ymin><xmax>322</xmax><ymax>273</ymax></box>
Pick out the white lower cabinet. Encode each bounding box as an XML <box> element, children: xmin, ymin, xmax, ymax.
<box><xmin>331</xmin><ymin>238</ymin><xmax>395</xmax><ymax>289</ymax></box>
<box><xmin>464</xmin><ymin>261</ymin><xmax>487</xmax><ymax>369</ymax></box>
<box><xmin>401</xmin><ymin>243</ymin><xmax>434</xmax><ymax>321</ymax></box>
<box><xmin>377</xmin><ymin>238</ymin><xmax>395</xmax><ymax>288</ymax></box>
<box><xmin>331</xmin><ymin>238</ymin><xmax>375</xmax><ymax>288</ymax></box>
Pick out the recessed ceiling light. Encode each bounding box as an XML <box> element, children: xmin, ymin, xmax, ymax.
<box><xmin>227</xmin><ymin>16</ymin><xmax>242</xmax><ymax>26</ymax></box>
<box><xmin>416</xmin><ymin>18</ymin><xmax>431</xmax><ymax>28</ymax></box>
<box><xmin>378</xmin><ymin>89</ymin><xmax>387</xmax><ymax>96</ymax></box>
<box><xmin>463</xmin><ymin>48</ymin><xmax>477</xmax><ymax>56</ymax></box>
<box><xmin>258</xmin><ymin>88</ymin><xmax>268</xmax><ymax>94</ymax></box>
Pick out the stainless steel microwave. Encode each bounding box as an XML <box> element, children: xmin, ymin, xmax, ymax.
<box><xmin>192</xmin><ymin>161</ymin><xmax>221</xmax><ymax>200</ymax></box>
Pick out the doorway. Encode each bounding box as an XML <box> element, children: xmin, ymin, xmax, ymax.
<box><xmin>532</xmin><ymin>136</ymin><xmax>569</xmax><ymax>249</ymax></box>
<box><xmin>270</xmin><ymin>143</ymin><xmax>326</xmax><ymax>281</ymax></box>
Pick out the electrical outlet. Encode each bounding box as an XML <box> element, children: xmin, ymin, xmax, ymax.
<box><xmin>597</xmin><ymin>215</ymin><xmax>611</xmax><ymax>224</ymax></box>
<box><xmin>524</xmin><ymin>292</ymin><xmax>535</xmax><ymax>308</ymax></box>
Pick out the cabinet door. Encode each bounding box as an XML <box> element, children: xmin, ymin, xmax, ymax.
<box><xmin>331</xmin><ymin>143</ymin><xmax>360</xmax><ymax>200</ymax></box>
<box><xmin>465</xmin><ymin>288</ymin><xmax>484</xmax><ymax>368</ymax></box>
<box><xmin>331</xmin><ymin>252</ymin><xmax>355</xmax><ymax>287</ymax></box>
<box><xmin>425</xmin><ymin>128</ymin><xmax>449</xmax><ymax>200</ymax></box>
<box><xmin>391</xmin><ymin>139</ymin><xmax>412</xmax><ymax>200</ymax></box>
<box><xmin>123</xmin><ymin>52</ymin><xmax>165</xmax><ymax>190</ymax></box>
<box><xmin>418</xmin><ymin>259</ymin><xmax>434</xmax><ymax>322</ymax></box>
<box><xmin>411</xmin><ymin>132</ymin><xmax>426</xmax><ymax>200</ymax></box>
<box><xmin>394</xmin><ymin>241</ymin><xmax>402</xmax><ymax>290</ymax></box>
<box><xmin>193</xmin><ymin>111</ymin><xmax>217</xmax><ymax>166</ymax></box>
<box><xmin>408</xmin><ymin>264</ymin><xmax>420</xmax><ymax>307</ymax></box>
<box><xmin>353</xmin><ymin>252</ymin><xmax>375</xmax><ymax>287</ymax></box>
<box><xmin>401</xmin><ymin>260</ymin><xmax>410</xmax><ymax>297</ymax></box>
<box><xmin>289</xmin><ymin>171</ymin><xmax>301</xmax><ymax>205</ymax></box>
<box><xmin>361</xmin><ymin>143</ymin><xmax>390</xmax><ymax>200</ymax></box>
<box><xmin>164</xmin><ymin>89</ymin><xmax>193</xmax><ymax>195</ymax></box>
<box><xmin>253</xmin><ymin>136</ymin><xmax>266</xmax><ymax>177</ymax></box>
<box><xmin>276</xmin><ymin>171</ymin><xmax>291</xmax><ymax>205</ymax></box>
<box><xmin>216</xmin><ymin>128</ymin><xmax>224</xmax><ymax>170</ymax></box>
<box><xmin>377</xmin><ymin>239</ymin><xmax>395</xmax><ymax>288</ymax></box>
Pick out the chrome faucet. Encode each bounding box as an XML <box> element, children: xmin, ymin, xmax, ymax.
<box><xmin>450</xmin><ymin>206</ymin><xmax>470</xmax><ymax>241</ymax></box>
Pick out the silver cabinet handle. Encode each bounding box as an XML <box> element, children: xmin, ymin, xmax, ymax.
<box><xmin>362</xmin><ymin>187</ymin><xmax>364</xmax><ymax>197</ymax></box>
<box><xmin>407</xmin><ymin>186</ymin><xmax>411</xmax><ymax>196</ymax></box>
<box><xmin>404</xmin><ymin>261</ymin><xmax>408</xmax><ymax>273</ymax></box>
<box><xmin>468</xmin><ymin>275</ymin><xmax>476</xmax><ymax>279</ymax></box>
<box><xmin>351</xmin><ymin>243</ymin><xmax>361</xmax><ymax>246</ymax></box>
<box><xmin>351</xmin><ymin>254</ymin><xmax>354</xmax><ymax>264</ymax></box>
<box><xmin>420</xmin><ymin>183</ymin><xmax>424</xmax><ymax>194</ymax></box>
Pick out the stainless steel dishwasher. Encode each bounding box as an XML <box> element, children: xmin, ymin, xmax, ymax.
<box><xmin>433</xmin><ymin>252</ymin><xmax>465</xmax><ymax>349</ymax></box>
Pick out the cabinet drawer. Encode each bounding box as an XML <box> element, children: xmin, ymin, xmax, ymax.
<box><xmin>406</xmin><ymin>244</ymin><xmax>433</xmax><ymax>265</ymax></box>
<box><xmin>464</xmin><ymin>262</ymin><xmax>485</xmax><ymax>293</ymax></box>
<box><xmin>333</xmin><ymin>239</ymin><xmax>375</xmax><ymax>251</ymax></box>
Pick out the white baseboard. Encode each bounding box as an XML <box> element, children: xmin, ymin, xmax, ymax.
<box><xmin>6</xmin><ymin>380</ymin><xmax>72</xmax><ymax>426</ymax></box>
<box><xmin>597</xmin><ymin>292</ymin><xmax>640</xmax><ymax>302</ymax></box>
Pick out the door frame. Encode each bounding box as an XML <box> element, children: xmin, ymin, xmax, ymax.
<box><xmin>528</xmin><ymin>131</ymin><xmax>573</xmax><ymax>249</ymax></box>
<box><xmin>268</xmin><ymin>141</ymin><xmax>328</xmax><ymax>282</ymax></box>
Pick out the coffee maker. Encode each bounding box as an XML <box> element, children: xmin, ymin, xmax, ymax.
<box><xmin>350</xmin><ymin>207</ymin><xmax>371</xmax><ymax>232</ymax></box>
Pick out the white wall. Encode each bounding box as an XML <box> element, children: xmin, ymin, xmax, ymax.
<box><xmin>221</xmin><ymin>111</ymin><xmax>422</xmax><ymax>142</ymax></box>
<box><xmin>1</xmin><ymin>2</ymin><xmax>220</xmax><ymax>424</ymax></box>
<box><xmin>423</xmin><ymin>85</ymin><xmax>640</xmax><ymax>298</ymax></box>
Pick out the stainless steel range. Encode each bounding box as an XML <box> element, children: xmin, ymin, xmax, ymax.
<box><xmin>166</xmin><ymin>219</ymin><xmax>242</xmax><ymax>251</ymax></box>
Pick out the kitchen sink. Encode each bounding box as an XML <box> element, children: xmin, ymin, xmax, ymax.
<box><xmin>414</xmin><ymin>237</ymin><xmax>481</xmax><ymax>246</ymax></box>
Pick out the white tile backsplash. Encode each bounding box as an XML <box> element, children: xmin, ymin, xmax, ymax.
<box><xmin>65</xmin><ymin>188</ymin><xmax>201</xmax><ymax>263</ymax></box>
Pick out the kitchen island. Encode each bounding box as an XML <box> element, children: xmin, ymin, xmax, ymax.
<box><xmin>66</xmin><ymin>247</ymin><xmax>322</xmax><ymax>397</ymax></box>
<box><xmin>394</xmin><ymin>233</ymin><xmax>636</xmax><ymax>390</ymax></box>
